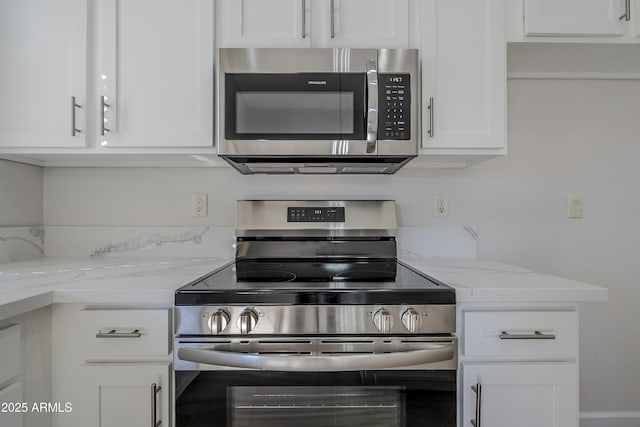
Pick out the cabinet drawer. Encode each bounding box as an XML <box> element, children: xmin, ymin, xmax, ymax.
<box><xmin>0</xmin><ymin>382</ymin><xmax>24</xmax><ymax>427</ymax></box>
<box><xmin>76</xmin><ymin>309</ymin><xmax>170</xmax><ymax>358</ymax></box>
<box><xmin>0</xmin><ymin>324</ymin><xmax>21</xmax><ymax>384</ymax></box>
<box><xmin>464</xmin><ymin>310</ymin><xmax>577</xmax><ymax>359</ymax></box>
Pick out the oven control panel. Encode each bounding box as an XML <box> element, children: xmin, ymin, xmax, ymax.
<box><xmin>287</xmin><ymin>206</ymin><xmax>345</xmax><ymax>222</ymax></box>
<box><xmin>176</xmin><ymin>305</ymin><xmax>455</xmax><ymax>336</ymax></box>
<box><xmin>378</xmin><ymin>73</ymin><xmax>411</xmax><ymax>140</ymax></box>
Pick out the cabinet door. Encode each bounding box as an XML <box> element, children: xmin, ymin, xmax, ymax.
<box><xmin>0</xmin><ymin>383</ymin><xmax>24</xmax><ymax>427</ymax></box>
<box><xmin>216</xmin><ymin>0</ymin><xmax>311</xmax><ymax>47</ymax></box>
<box><xmin>75</xmin><ymin>363</ymin><xmax>170</xmax><ymax>427</ymax></box>
<box><xmin>634</xmin><ymin>0</ymin><xmax>640</xmax><ymax>37</ymax></box>
<box><xmin>0</xmin><ymin>0</ymin><xmax>87</xmax><ymax>148</ymax></box>
<box><xmin>421</xmin><ymin>0</ymin><xmax>505</xmax><ymax>150</ymax></box>
<box><xmin>462</xmin><ymin>363</ymin><xmax>578</xmax><ymax>427</ymax></box>
<box><xmin>312</xmin><ymin>0</ymin><xmax>409</xmax><ymax>48</ymax></box>
<box><xmin>97</xmin><ymin>0</ymin><xmax>213</xmax><ymax>147</ymax></box>
<box><xmin>524</xmin><ymin>0</ymin><xmax>628</xmax><ymax>36</ymax></box>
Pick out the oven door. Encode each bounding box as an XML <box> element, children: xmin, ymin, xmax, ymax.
<box><xmin>175</xmin><ymin>337</ymin><xmax>457</xmax><ymax>427</ymax></box>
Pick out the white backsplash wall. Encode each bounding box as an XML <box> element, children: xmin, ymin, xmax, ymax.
<box><xmin>0</xmin><ymin>158</ymin><xmax>43</xmax><ymax>226</ymax></box>
<box><xmin>42</xmin><ymin>79</ymin><xmax>640</xmax><ymax>418</ymax></box>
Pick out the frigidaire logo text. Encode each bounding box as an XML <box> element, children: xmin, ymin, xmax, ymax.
<box><xmin>307</xmin><ymin>80</ymin><xmax>327</xmax><ymax>85</ymax></box>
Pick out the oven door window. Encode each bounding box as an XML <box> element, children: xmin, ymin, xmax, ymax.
<box><xmin>225</xmin><ymin>73</ymin><xmax>366</xmax><ymax>140</ymax></box>
<box><xmin>232</xmin><ymin>386</ymin><xmax>401</xmax><ymax>426</ymax></box>
<box><xmin>175</xmin><ymin>370</ymin><xmax>455</xmax><ymax>427</ymax></box>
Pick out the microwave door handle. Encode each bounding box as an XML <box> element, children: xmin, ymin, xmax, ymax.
<box><xmin>178</xmin><ymin>346</ymin><xmax>453</xmax><ymax>371</ymax></box>
<box><xmin>365</xmin><ymin>59</ymin><xmax>378</xmax><ymax>154</ymax></box>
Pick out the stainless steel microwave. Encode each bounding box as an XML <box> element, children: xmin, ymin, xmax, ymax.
<box><xmin>217</xmin><ymin>48</ymin><xmax>419</xmax><ymax>174</ymax></box>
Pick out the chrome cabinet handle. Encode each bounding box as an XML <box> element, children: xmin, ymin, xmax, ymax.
<box><xmin>365</xmin><ymin>59</ymin><xmax>378</xmax><ymax>154</ymax></box>
<box><xmin>178</xmin><ymin>346</ymin><xmax>454</xmax><ymax>371</ymax></box>
<box><xmin>427</xmin><ymin>97</ymin><xmax>434</xmax><ymax>138</ymax></box>
<box><xmin>330</xmin><ymin>0</ymin><xmax>335</xmax><ymax>38</ymax></box>
<box><xmin>301</xmin><ymin>0</ymin><xmax>306</xmax><ymax>38</ymax></box>
<box><xmin>619</xmin><ymin>0</ymin><xmax>631</xmax><ymax>21</ymax></box>
<box><xmin>71</xmin><ymin>96</ymin><xmax>82</xmax><ymax>136</ymax></box>
<box><xmin>499</xmin><ymin>330</ymin><xmax>556</xmax><ymax>340</ymax></box>
<box><xmin>151</xmin><ymin>383</ymin><xmax>161</xmax><ymax>427</ymax></box>
<box><xmin>470</xmin><ymin>383</ymin><xmax>482</xmax><ymax>427</ymax></box>
<box><xmin>95</xmin><ymin>329</ymin><xmax>142</xmax><ymax>338</ymax></box>
<box><xmin>100</xmin><ymin>95</ymin><xmax>111</xmax><ymax>136</ymax></box>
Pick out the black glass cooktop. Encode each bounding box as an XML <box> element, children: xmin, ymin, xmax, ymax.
<box><xmin>175</xmin><ymin>261</ymin><xmax>455</xmax><ymax>305</ymax></box>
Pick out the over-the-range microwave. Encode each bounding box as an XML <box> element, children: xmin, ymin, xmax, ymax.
<box><xmin>217</xmin><ymin>48</ymin><xmax>419</xmax><ymax>174</ymax></box>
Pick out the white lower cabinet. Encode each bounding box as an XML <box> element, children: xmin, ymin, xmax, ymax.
<box><xmin>52</xmin><ymin>304</ymin><xmax>173</xmax><ymax>427</ymax></box>
<box><xmin>462</xmin><ymin>363</ymin><xmax>578</xmax><ymax>427</ymax></box>
<box><xmin>459</xmin><ymin>306</ymin><xmax>580</xmax><ymax>427</ymax></box>
<box><xmin>0</xmin><ymin>382</ymin><xmax>24</xmax><ymax>427</ymax></box>
<box><xmin>75</xmin><ymin>363</ymin><xmax>170</xmax><ymax>427</ymax></box>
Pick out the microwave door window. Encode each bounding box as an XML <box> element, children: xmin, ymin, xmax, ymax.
<box><xmin>235</xmin><ymin>91</ymin><xmax>353</xmax><ymax>137</ymax></box>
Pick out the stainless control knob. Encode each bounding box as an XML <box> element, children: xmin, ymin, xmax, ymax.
<box><xmin>208</xmin><ymin>309</ymin><xmax>230</xmax><ymax>334</ymax></box>
<box><xmin>237</xmin><ymin>308</ymin><xmax>259</xmax><ymax>335</ymax></box>
<box><xmin>401</xmin><ymin>308</ymin><xmax>422</xmax><ymax>333</ymax></box>
<box><xmin>373</xmin><ymin>308</ymin><xmax>393</xmax><ymax>333</ymax></box>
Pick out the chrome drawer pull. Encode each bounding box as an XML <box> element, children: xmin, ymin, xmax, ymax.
<box><xmin>100</xmin><ymin>95</ymin><xmax>111</xmax><ymax>135</ymax></box>
<box><xmin>151</xmin><ymin>383</ymin><xmax>161</xmax><ymax>427</ymax></box>
<box><xmin>301</xmin><ymin>0</ymin><xmax>306</xmax><ymax>38</ymax></box>
<box><xmin>330</xmin><ymin>0</ymin><xmax>335</xmax><ymax>38</ymax></box>
<box><xmin>71</xmin><ymin>96</ymin><xmax>82</xmax><ymax>136</ymax></box>
<box><xmin>95</xmin><ymin>329</ymin><xmax>142</xmax><ymax>338</ymax></box>
<box><xmin>619</xmin><ymin>0</ymin><xmax>631</xmax><ymax>21</ymax></box>
<box><xmin>427</xmin><ymin>97</ymin><xmax>434</xmax><ymax>138</ymax></box>
<box><xmin>499</xmin><ymin>330</ymin><xmax>556</xmax><ymax>340</ymax></box>
<box><xmin>470</xmin><ymin>383</ymin><xmax>482</xmax><ymax>427</ymax></box>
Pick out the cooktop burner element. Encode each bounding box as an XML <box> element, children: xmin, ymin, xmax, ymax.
<box><xmin>175</xmin><ymin>200</ymin><xmax>455</xmax><ymax>335</ymax></box>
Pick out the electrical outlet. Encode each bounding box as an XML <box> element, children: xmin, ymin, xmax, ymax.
<box><xmin>568</xmin><ymin>195</ymin><xmax>583</xmax><ymax>219</ymax></box>
<box><xmin>192</xmin><ymin>193</ymin><xmax>208</xmax><ymax>217</ymax></box>
<box><xmin>433</xmin><ymin>195</ymin><xmax>448</xmax><ymax>218</ymax></box>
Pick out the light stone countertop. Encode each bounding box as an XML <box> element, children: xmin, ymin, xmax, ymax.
<box><xmin>0</xmin><ymin>257</ymin><xmax>231</xmax><ymax>321</ymax></box>
<box><xmin>401</xmin><ymin>257</ymin><xmax>607</xmax><ymax>303</ymax></box>
<box><xmin>0</xmin><ymin>256</ymin><xmax>607</xmax><ymax>322</ymax></box>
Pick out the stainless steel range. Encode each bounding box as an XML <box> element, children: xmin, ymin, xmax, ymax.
<box><xmin>174</xmin><ymin>200</ymin><xmax>456</xmax><ymax>427</ymax></box>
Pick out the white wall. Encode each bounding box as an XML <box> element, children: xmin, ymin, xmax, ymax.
<box><xmin>0</xmin><ymin>158</ymin><xmax>43</xmax><ymax>226</ymax></box>
<box><xmin>42</xmin><ymin>79</ymin><xmax>640</xmax><ymax>414</ymax></box>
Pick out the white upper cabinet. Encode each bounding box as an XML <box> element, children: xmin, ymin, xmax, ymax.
<box><xmin>0</xmin><ymin>0</ymin><xmax>87</xmax><ymax>148</ymax></box>
<box><xmin>519</xmin><ymin>0</ymin><xmax>640</xmax><ymax>39</ymax></box>
<box><xmin>217</xmin><ymin>0</ymin><xmax>310</xmax><ymax>47</ymax></box>
<box><xmin>524</xmin><ymin>0</ymin><xmax>629</xmax><ymax>36</ymax></box>
<box><xmin>97</xmin><ymin>0</ymin><xmax>214</xmax><ymax>148</ymax></box>
<box><xmin>216</xmin><ymin>0</ymin><xmax>410</xmax><ymax>48</ymax></box>
<box><xmin>312</xmin><ymin>0</ymin><xmax>409</xmax><ymax>48</ymax></box>
<box><xmin>421</xmin><ymin>0</ymin><xmax>506</xmax><ymax>152</ymax></box>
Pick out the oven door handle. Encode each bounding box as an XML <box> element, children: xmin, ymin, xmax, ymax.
<box><xmin>177</xmin><ymin>345</ymin><xmax>454</xmax><ymax>371</ymax></box>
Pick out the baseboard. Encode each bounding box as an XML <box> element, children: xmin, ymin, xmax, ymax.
<box><xmin>580</xmin><ymin>412</ymin><xmax>640</xmax><ymax>427</ymax></box>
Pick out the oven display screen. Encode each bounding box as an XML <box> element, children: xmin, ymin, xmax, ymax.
<box><xmin>287</xmin><ymin>207</ymin><xmax>345</xmax><ymax>222</ymax></box>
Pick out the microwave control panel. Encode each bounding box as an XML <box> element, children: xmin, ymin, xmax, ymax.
<box><xmin>378</xmin><ymin>74</ymin><xmax>411</xmax><ymax>140</ymax></box>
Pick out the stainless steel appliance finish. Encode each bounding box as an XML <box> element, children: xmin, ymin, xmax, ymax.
<box><xmin>175</xmin><ymin>199</ymin><xmax>456</xmax><ymax>347</ymax></box>
<box><xmin>217</xmin><ymin>48</ymin><xmax>419</xmax><ymax>174</ymax></box>
<box><xmin>176</xmin><ymin>304</ymin><xmax>455</xmax><ymax>337</ymax></box>
<box><xmin>174</xmin><ymin>200</ymin><xmax>457</xmax><ymax>426</ymax></box>
<box><xmin>235</xmin><ymin>200</ymin><xmax>397</xmax><ymax>237</ymax></box>
<box><xmin>176</xmin><ymin>336</ymin><xmax>456</xmax><ymax>372</ymax></box>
